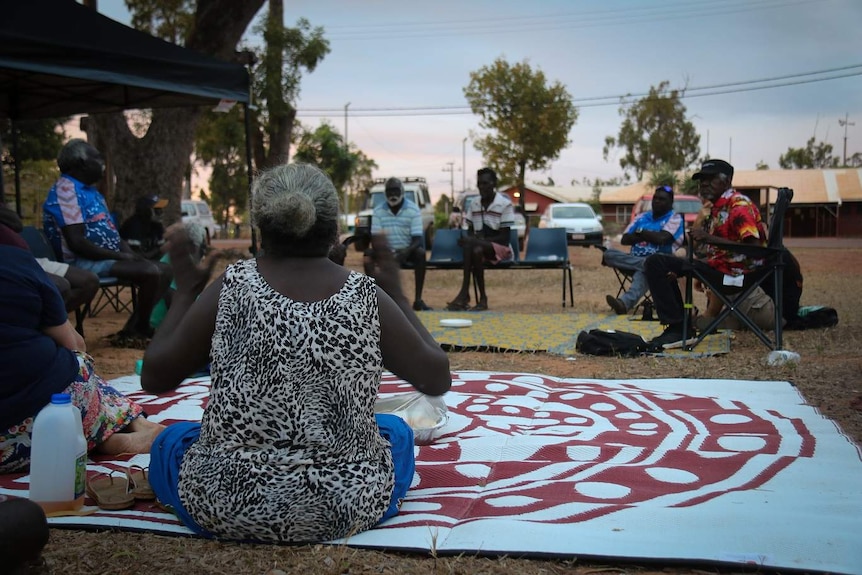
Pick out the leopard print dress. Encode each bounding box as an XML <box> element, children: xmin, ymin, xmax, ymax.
<box><xmin>177</xmin><ymin>259</ymin><xmax>394</xmax><ymax>542</ymax></box>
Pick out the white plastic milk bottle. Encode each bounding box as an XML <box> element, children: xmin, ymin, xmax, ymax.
<box><xmin>28</xmin><ymin>393</ymin><xmax>88</xmax><ymax>514</ymax></box>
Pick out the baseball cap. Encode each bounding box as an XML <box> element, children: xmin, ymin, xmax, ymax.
<box><xmin>692</xmin><ymin>159</ymin><xmax>734</xmax><ymax>181</ymax></box>
<box><xmin>138</xmin><ymin>195</ymin><xmax>169</xmax><ymax>209</ymax></box>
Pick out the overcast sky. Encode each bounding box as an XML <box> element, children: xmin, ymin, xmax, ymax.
<box><xmin>100</xmin><ymin>0</ymin><xmax>862</xmax><ymax>197</ymax></box>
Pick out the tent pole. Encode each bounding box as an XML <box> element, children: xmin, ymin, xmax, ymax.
<box><xmin>244</xmin><ymin>102</ymin><xmax>257</xmax><ymax>256</ymax></box>
<box><xmin>12</xmin><ymin>120</ymin><xmax>22</xmax><ymax>217</ymax></box>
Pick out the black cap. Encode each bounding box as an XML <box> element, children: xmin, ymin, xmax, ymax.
<box><xmin>692</xmin><ymin>159</ymin><xmax>734</xmax><ymax>181</ymax></box>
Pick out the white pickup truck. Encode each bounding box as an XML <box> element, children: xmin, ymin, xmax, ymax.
<box><xmin>352</xmin><ymin>177</ymin><xmax>436</xmax><ymax>250</ymax></box>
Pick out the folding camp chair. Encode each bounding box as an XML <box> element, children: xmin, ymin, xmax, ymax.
<box><xmin>680</xmin><ymin>187</ymin><xmax>793</xmax><ymax>351</ymax></box>
<box><xmin>605</xmin><ymin>259</ymin><xmax>656</xmax><ymax>321</ymax></box>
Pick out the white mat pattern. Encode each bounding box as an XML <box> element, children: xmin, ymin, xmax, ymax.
<box><xmin>2</xmin><ymin>372</ymin><xmax>860</xmax><ymax>574</ymax></box>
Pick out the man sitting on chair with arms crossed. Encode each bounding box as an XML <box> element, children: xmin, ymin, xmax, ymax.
<box><xmin>604</xmin><ymin>185</ymin><xmax>684</xmax><ymax>316</ymax></box>
<box><xmin>364</xmin><ymin>177</ymin><xmax>432</xmax><ymax>311</ymax></box>
<box><xmin>643</xmin><ymin>159</ymin><xmax>767</xmax><ymax>348</ymax></box>
<box><xmin>42</xmin><ymin>139</ymin><xmax>173</xmax><ymax>343</ymax></box>
<box><xmin>445</xmin><ymin>167</ymin><xmax>514</xmax><ymax>312</ymax></box>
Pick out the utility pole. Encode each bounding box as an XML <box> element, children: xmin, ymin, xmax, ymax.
<box><xmin>462</xmin><ymin>137</ymin><xmax>467</xmax><ymax>194</ymax></box>
<box><xmin>443</xmin><ymin>162</ymin><xmax>455</xmax><ymax>205</ymax></box>
<box><xmin>343</xmin><ymin>102</ymin><xmax>350</xmax><ymax>215</ymax></box>
<box><xmin>839</xmin><ymin>113</ymin><xmax>855</xmax><ymax>166</ymax></box>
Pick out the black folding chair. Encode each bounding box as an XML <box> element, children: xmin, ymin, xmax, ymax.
<box><xmin>605</xmin><ymin>260</ymin><xmax>655</xmax><ymax>321</ymax></box>
<box><xmin>681</xmin><ymin>187</ymin><xmax>793</xmax><ymax>351</ymax></box>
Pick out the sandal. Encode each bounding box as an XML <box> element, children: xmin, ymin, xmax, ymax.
<box><xmin>86</xmin><ymin>472</ymin><xmax>135</xmax><ymax>510</ymax></box>
<box><xmin>126</xmin><ymin>465</ymin><xmax>156</xmax><ymax>501</ymax></box>
<box><xmin>444</xmin><ymin>299</ymin><xmax>469</xmax><ymax>312</ymax></box>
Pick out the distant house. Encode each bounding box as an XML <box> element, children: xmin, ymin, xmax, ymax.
<box><xmin>599</xmin><ymin>168</ymin><xmax>862</xmax><ymax>238</ymax></box>
<box><xmin>498</xmin><ymin>183</ymin><xmax>621</xmax><ymax>218</ymax></box>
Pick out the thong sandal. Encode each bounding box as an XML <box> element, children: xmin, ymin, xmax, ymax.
<box><xmin>126</xmin><ymin>465</ymin><xmax>156</xmax><ymax>501</ymax></box>
<box><xmin>444</xmin><ymin>299</ymin><xmax>470</xmax><ymax>311</ymax></box>
<box><xmin>86</xmin><ymin>472</ymin><xmax>135</xmax><ymax>510</ymax></box>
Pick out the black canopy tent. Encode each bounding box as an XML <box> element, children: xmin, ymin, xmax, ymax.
<box><xmin>0</xmin><ymin>0</ymin><xmax>255</xmax><ymax>249</ymax></box>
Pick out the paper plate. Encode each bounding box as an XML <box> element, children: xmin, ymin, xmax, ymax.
<box><xmin>440</xmin><ymin>318</ymin><xmax>473</xmax><ymax>328</ymax></box>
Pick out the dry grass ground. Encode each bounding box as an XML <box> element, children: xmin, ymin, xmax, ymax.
<box><xmin>41</xmin><ymin>240</ymin><xmax>861</xmax><ymax>575</ymax></box>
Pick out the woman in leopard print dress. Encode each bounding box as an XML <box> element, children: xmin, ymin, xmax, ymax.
<box><xmin>142</xmin><ymin>163</ymin><xmax>451</xmax><ymax>542</ymax></box>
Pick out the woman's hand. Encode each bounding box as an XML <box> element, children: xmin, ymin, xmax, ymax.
<box><xmin>162</xmin><ymin>224</ymin><xmax>215</xmax><ymax>296</ymax></box>
<box><xmin>367</xmin><ymin>234</ymin><xmax>404</xmax><ymax>299</ymax></box>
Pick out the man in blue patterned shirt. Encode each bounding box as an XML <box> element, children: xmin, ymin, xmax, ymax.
<box><xmin>603</xmin><ymin>185</ymin><xmax>683</xmax><ymax>315</ymax></box>
<box><xmin>43</xmin><ymin>139</ymin><xmax>172</xmax><ymax>341</ymax></box>
<box><xmin>364</xmin><ymin>178</ymin><xmax>431</xmax><ymax>311</ymax></box>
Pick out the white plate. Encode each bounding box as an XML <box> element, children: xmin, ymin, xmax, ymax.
<box><xmin>440</xmin><ymin>318</ymin><xmax>473</xmax><ymax>328</ymax></box>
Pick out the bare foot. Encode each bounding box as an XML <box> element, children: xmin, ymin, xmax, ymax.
<box><xmin>97</xmin><ymin>417</ymin><xmax>166</xmax><ymax>456</ymax></box>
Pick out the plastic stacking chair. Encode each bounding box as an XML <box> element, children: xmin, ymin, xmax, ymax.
<box><xmin>681</xmin><ymin>187</ymin><xmax>794</xmax><ymax>351</ymax></box>
<box><xmin>516</xmin><ymin>228</ymin><xmax>574</xmax><ymax>307</ymax></box>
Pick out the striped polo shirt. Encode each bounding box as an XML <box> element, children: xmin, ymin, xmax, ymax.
<box><xmin>371</xmin><ymin>199</ymin><xmax>423</xmax><ymax>250</ymax></box>
<box><xmin>465</xmin><ymin>192</ymin><xmax>515</xmax><ymax>236</ymax></box>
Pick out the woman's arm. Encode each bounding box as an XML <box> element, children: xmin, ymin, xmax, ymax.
<box><xmin>141</xmin><ymin>225</ymin><xmax>219</xmax><ymax>393</ymax></box>
<box><xmin>42</xmin><ymin>320</ymin><xmax>86</xmax><ymax>352</ymax></box>
<box><xmin>370</xmin><ymin>234</ymin><xmax>451</xmax><ymax>396</ymax></box>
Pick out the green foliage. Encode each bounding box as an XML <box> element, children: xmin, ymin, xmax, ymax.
<box><xmin>603</xmin><ymin>81</ymin><xmax>700</xmax><ymax>180</ymax></box>
<box><xmin>126</xmin><ymin>0</ymin><xmax>195</xmax><ymax>44</ymax></box>
<box><xmin>1</xmin><ymin>159</ymin><xmax>58</xmax><ymax>225</ymax></box>
<box><xmin>1</xmin><ymin>118</ymin><xmax>67</xmax><ymax>165</ymax></box>
<box><xmin>647</xmin><ymin>164</ymin><xmax>679</xmax><ymax>190</ymax></box>
<box><xmin>756</xmin><ymin>160</ymin><xmax>770</xmax><ymax>170</ymax></box>
<box><xmin>779</xmin><ymin>137</ymin><xmax>840</xmax><ymax>169</ymax></box>
<box><xmin>293</xmin><ymin>122</ymin><xmax>377</xmax><ymax>213</ymax></box>
<box><xmin>195</xmin><ymin>106</ymin><xmax>247</xmax><ymax>229</ymax></box>
<box><xmin>463</xmin><ymin>58</ymin><xmax>577</xmax><ymax>192</ymax></box>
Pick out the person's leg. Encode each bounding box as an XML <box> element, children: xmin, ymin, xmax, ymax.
<box><xmin>409</xmin><ymin>247</ymin><xmax>430</xmax><ymax>309</ymax></box>
<box><xmin>449</xmin><ymin>239</ymin><xmax>478</xmax><ymax>307</ymax></box>
<box><xmin>643</xmin><ymin>254</ymin><xmax>687</xmax><ymax>325</ymax></box>
<box><xmin>63</xmin><ymin>265</ymin><xmax>99</xmax><ymax>312</ymax></box>
<box><xmin>602</xmin><ymin>250</ymin><xmax>647</xmax><ymax>310</ymax></box>
<box><xmin>148</xmin><ymin>422</ymin><xmax>213</xmax><ymax>537</ymax></box>
<box><xmin>109</xmin><ymin>259</ymin><xmax>173</xmax><ymax>336</ymax></box>
<box><xmin>64</xmin><ymin>351</ymin><xmax>164</xmax><ymax>455</ymax></box>
<box><xmin>374</xmin><ymin>414</ymin><xmax>415</xmax><ymax>523</ymax></box>
<box><xmin>624</xmin><ymin>269</ymin><xmax>648</xmax><ymax>309</ymax></box>
<box><xmin>0</xmin><ymin>498</ymin><xmax>49</xmax><ymax>573</ymax></box>
<box><xmin>47</xmin><ymin>273</ymin><xmax>71</xmax><ymax>305</ymax></box>
<box><xmin>471</xmin><ymin>243</ymin><xmax>490</xmax><ymax>307</ymax></box>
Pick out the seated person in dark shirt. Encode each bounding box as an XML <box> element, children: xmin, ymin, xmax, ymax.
<box><xmin>120</xmin><ymin>196</ymin><xmax>167</xmax><ymax>260</ymax></box>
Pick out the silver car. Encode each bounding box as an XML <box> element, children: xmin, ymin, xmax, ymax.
<box><xmin>181</xmin><ymin>200</ymin><xmax>218</xmax><ymax>244</ymax></box>
<box><xmin>538</xmin><ymin>202</ymin><xmax>603</xmax><ymax>247</ymax></box>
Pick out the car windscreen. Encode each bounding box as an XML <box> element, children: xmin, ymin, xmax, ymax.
<box><xmin>197</xmin><ymin>203</ymin><xmax>212</xmax><ymax>216</ymax></box>
<box><xmin>552</xmin><ymin>206</ymin><xmax>594</xmax><ymax>219</ymax></box>
<box><xmin>674</xmin><ymin>199</ymin><xmax>703</xmax><ymax>214</ymax></box>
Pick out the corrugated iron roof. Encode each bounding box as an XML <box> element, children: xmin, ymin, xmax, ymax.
<box><xmin>598</xmin><ymin>168</ymin><xmax>862</xmax><ymax>205</ymax></box>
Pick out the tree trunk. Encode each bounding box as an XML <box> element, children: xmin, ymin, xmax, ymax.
<box><xmin>517</xmin><ymin>159</ymin><xmax>527</xmax><ymax>213</ymax></box>
<box><xmin>86</xmin><ymin>0</ymin><xmax>264</xmax><ymax>226</ymax></box>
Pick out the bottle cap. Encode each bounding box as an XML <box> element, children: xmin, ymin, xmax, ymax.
<box><xmin>51</xmin><ymin>393</ymin><xmax>72</xmax><ymax>404</ymax></box>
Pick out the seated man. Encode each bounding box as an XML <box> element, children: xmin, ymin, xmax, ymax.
<box><xmin>0</xmin><ymin>202</ymin><xmax>98</xmax><ymax>316</ymax></box>
<box><xmin>120</xmin><ymin>195</ymin><xmax>168</xmax><ymax>260</ymax></box>
<box><xmin>604</xmin><ymin>185</ymin><xmax>684</xmax><ymax>315</ymax></box>
<box><xmin>42</xmin><ymin>139</ymin><xmax>172</xmax><ymax>342</ymax></box>
<box><xmin>643</xmin><ymin>159</ymin><xmax>767</xmax><ymax>347</ymax></box>
<box><xmin>363</xmin><ymin>177</ymin><xmax>432</xmax><ymax>311</ymax></box>
<box><xmin>445</xmin><ymin>167</ymin><xmax>514</xmax><ymax>312</ymax></box>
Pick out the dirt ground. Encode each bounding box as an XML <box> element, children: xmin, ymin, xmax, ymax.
<box><xmin>41</xmin><ymin>239</ymin><xmax>861</xmax><ymax>575</ymax></box>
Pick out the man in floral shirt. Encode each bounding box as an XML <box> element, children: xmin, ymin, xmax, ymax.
<box><xmin>643</xmin><ymin>159</ymin><xmax>767</xmax><ymax>347</ymax></box>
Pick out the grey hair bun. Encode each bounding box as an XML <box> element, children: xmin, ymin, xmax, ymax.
<box><xmin>251</xmin><ymin>163</ymin><xmax>338</xmax><ymax>238</ymax></box>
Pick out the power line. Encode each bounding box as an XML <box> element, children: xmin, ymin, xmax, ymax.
<box><xmin>296</xmin><ymin>63</ymin><xmax>862</xmax><ymax>118</ymax></box>
<box><xmin>321</xmin><ymin>0</ymin><xmax>822</xmax><ymax>40</ymax></box>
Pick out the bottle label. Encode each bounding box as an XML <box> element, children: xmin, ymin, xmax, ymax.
<box><xmin>74</xmin><ymin>451</ymin><xmax>87</xmax><ymax>500</ymax></box>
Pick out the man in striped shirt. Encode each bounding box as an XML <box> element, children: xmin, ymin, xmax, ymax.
<box><xmin>445</xmin><ymin>167</ymin><xmax>514</xmax><ymax>312</ymax></box>
<box><xmin>365</xmin><ymin>178</ymin><xmax>432</xmax><ymax>311</ymax></box>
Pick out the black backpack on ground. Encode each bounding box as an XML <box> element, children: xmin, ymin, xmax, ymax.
<box><xmin>576</xmin><ymin>329</ymin><xmax>653</xmax><ymax>357</ymax></box>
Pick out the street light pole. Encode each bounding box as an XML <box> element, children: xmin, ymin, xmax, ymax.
<box><xmin>343</xmin><ymin>102</ymin><xmax>350</xmax><ymax>216</ymax></box>
<box><xmin>443</xmin><ymin>162</ymin><xmax>455</xmax><ymax>205</ymax></box>
<box><xmin>839</xmin><ymin>113</ymin><xmax>855</xmax><ymax>166</ymax></box>
<box><xmin>462</xmin><ymin>137</ymin><xmax>467</xmax><ymax>194</ymax></box>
